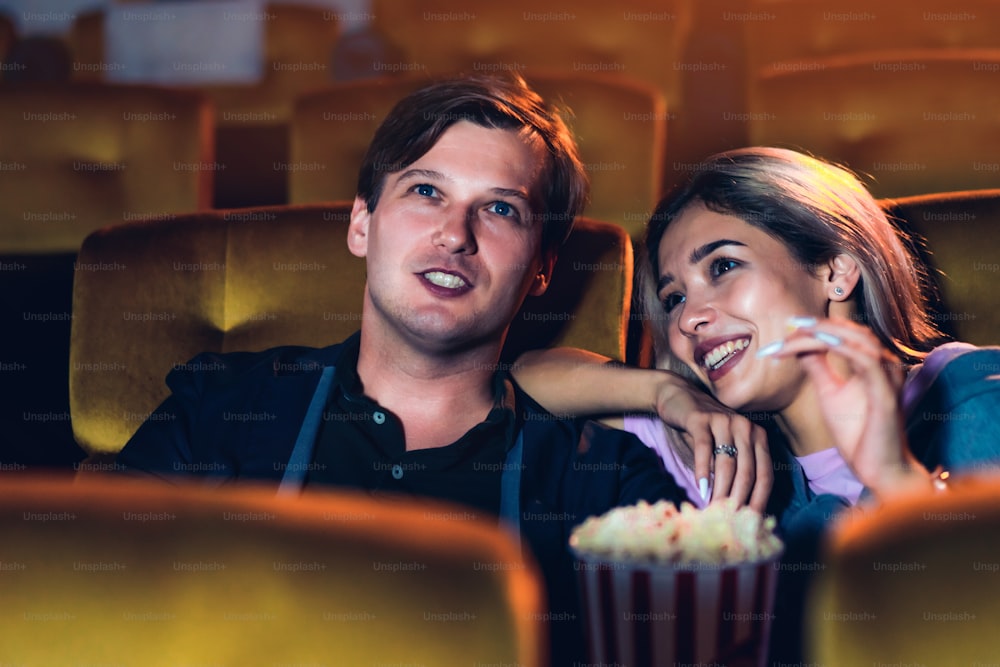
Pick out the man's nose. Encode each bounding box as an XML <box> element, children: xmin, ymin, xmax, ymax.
<box><xmin>433</xmin><ymin>208</ymin><xmax>477</xmax><ymax>254</ymax></box>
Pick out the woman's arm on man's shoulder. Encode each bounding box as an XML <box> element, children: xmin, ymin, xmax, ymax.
<box><xmin>513</xmin><ymin>347</ymin><xmax>772</xmax><ymax>510</ymax></box>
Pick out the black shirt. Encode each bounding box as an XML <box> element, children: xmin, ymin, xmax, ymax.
<box><xmin>307</xmin><ymin>333</ymin><xmax>516</xmax><ymax>517</ymax></box>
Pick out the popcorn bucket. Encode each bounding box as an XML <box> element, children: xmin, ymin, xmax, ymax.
<box><xmin>573</xmin><ymin>552</ymin><xmax>781</xmax><ymax>667</ymax></box>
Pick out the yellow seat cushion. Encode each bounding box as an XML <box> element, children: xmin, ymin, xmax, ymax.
<box><xmin>809</xmin><ymin>475</ymin><xmax>1000</xmax><ymax>665</ymax></box>
<box><xmin>0</xmin><ymin>474</ymin><xmax>545</xmax><ymax>666</ymax></box>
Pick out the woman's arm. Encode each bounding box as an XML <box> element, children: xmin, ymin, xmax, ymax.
<box><xmin>513</xmin><ymin>347</ymin><xmax>676</xmax><ymax>420</ymax></box>
<box><xmin>513</xmin><ymin>347</ymin><xmax>772</xmax><ymax>510</ymax></box>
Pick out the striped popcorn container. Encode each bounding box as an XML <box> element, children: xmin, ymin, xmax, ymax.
<box><xmin>573</xmin><ymin>552</ymin><xmax>781</xmax><ymax>667</ymax></box>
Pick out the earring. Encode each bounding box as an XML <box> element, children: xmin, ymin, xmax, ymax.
<box><xmin>834</xmin><ymin>286</ymin><xmax>845</xmax><ymax>297</ymax></box>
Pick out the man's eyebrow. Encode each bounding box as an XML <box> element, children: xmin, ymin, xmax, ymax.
<box><xmin>395</xmin><ymin>168</ymin><xmax>446</xmax><ymax>183</ymax></box>
<box><xmin>490</xmin><ymin>187</ymin><xmax>529</xmax><ymax>201</ymax></box>
<box><xmin>657</xmin><ymin>239</ymin><xmax>747</xmax><ymax>292</ymax></box>
<box><xmin>394</xmin><ymin>171</ymin><xmax>529</xmax><ymax>201</ymax></box>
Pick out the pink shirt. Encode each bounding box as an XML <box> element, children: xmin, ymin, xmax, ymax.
<box><xmin>624</xmin><ymin>412</ymin><xmax>867</xmax><ymax>507</ymax></box>
<box><xmin>795</xmin><ymin>448</ymin><xmax>864</xmax><ymax>504</ymax></box>
<box><xmin>623</xmin><ymin>414</ymin><xmax>707</xmax><ymax>508</ymax></box>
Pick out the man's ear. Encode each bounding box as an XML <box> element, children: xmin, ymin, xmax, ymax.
<box><xmin>822</xmin><ymin>253</ymin><xmax>862</xmax><ymax>302</ymax></box>
<box><xmin>529</xmin><ymin>251</ymin><xmax>557</xmax><ymax>297</ymax></box>
<box><xmin>346</xmin><ymin>196</ymin><xmax>370</xmax><ymax>258</ymax></box>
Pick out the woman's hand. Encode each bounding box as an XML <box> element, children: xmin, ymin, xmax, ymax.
<box><xmin>759</xmin><ymin>316</ymin><xmax>931</xmax><ymax>497</ymax></box>
<box><xmin>653</xmin><ymin>374</ymin><xmax>772</xmax><ymax>512</ymax></box>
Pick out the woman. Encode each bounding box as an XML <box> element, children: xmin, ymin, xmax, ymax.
<box><xmin>515</xmin><ymin>147</ymin><xmax>1000</xmax><ymax>520</ymax></box>
<box><xmin>517</xmin><ymin>147</ymin><xmax>1000</xmax><ymax>661</ymax></box>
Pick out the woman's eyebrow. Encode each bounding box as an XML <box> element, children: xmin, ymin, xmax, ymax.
<box><xmin>658</xmin><ymin>239</ymin><xmax>747</xmax><ymax>292</ymax></box>
<box><xmin>689</xmin><ymin>239</ymin><xmax>746</xmax><ymax>264</ymax></box>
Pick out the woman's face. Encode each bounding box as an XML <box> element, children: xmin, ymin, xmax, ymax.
<box><xmin>655</xmin><ymin>203</ymin><xmax>830</xmax><ymax>413</ymax></box>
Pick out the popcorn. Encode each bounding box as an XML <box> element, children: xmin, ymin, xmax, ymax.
<box><xmin>570</xmin><ymin>499</ymin><xmax>782</xmax><ymax>565</ymax></box>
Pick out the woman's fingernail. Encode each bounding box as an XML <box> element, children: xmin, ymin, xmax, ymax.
<box><xmin>756</xmin><ymin>340</ymin><xmax>784</xmax><ymax>357</ymax></box>
<box><xmin>699</xmin><ymin>477</ymin><xmax>709</xmax><ymax>501</ymax></box>
<box><xmin>787</xmin><ymin>316</ymin><xmax>817</xmax><ymax>330</ymax></box>
<box><xmin>813</xmin><ymin>331</ymin><xmax>842</xmax><ymax>346</ymax></box>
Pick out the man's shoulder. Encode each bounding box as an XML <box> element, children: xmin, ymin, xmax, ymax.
<box><xmin>513</xmin><ymin>380</ymin><xmax>689</xmax><ymax>510</ymax></box>
<box><xmin>512</xmin><ymin>380</ymin><xmax>661</xmax><ymax>463</ymax></box>
<box><xmin>513</xmin><ymin>379</ymin><xmax>604</xmax><ymax>436</ymax></box>
<box><xmin>164</xmin><ymin>341</ymin><xmax>347</xmax><ymax>395</ymax></box>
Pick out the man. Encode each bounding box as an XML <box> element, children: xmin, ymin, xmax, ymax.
<box><xmin>117</xmin><ymin>75</ymin><xmax>688</xmax><ymax>664</ymax></box>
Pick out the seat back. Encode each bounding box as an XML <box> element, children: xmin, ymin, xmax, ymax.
<box><xmin>809</xmin><ymin>475</ymin><xmax>1000</xmax><ymax>665</ymax></box>
<box><xmin>881</xmin><ymin>189</ymin><xmax>1000</xmax><ymax>345</ymax></box>
<box><xmin>529</xmin><ymin>72</ymin><xmax>667</xmax><ymax>236</ymax></box>
<box><xmin>0</xmin><ymin>82</ymin><xmax>213</xmax><ymax>253</ymax></box>
<box><xmin>0</xmin><ymin>475</ymin><xmax>545</xmax><ymax>666</ymax></box>
<box><xmin>288</xmin><ymin>76</ymin><xmax>427</xmax><ymax>205</ymax></box>
<box><xmin>744</xmin><ymin>0</ymin><xmax>1000</xmax><ymax>75</ymax></box>
<box><xmin>749</xmin><ymin>48</ymin><xmax>1000</xmax><ymax>198</ymax></box>
<box><xmin>69</xmin><ymin>202</ymin><xmax>632</xmax><ymax>456</ymax></box>
<box><xmin>289</xmin><ymin>73</ymin><xmax>667</xmax><ymax>238</ymax></box>
<box><xmin>369</xmin><ymin>0</ymin><xmax>690</xmax><ymax>110</ymax></box>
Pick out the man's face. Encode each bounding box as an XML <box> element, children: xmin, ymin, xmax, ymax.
<box><xmin>348</xmin><ymin>121</ymin><xmax>554</xmax><ymax>355</ymax></box>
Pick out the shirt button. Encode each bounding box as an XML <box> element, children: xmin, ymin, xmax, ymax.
<box><xmin>373</xmin><ymin>411</ymin><xmax>385</xmax><ymax>425</ymax></box>
<box><xmin>391</xmin><ymin>464</ymin><xmax>403</xmax><ymax>480</ymax></box>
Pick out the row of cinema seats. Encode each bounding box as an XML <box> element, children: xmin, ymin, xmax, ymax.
<box><xmin>6</xmin><ymin>188</ymin><xmax>1000</xmax><ymax>666</ymax></box>
<box><xmin>2</xmin><ymin>437</ymin><xmax>1000</xmax><ymax>664</ymax></box>
<box><xmin>362</xmin><ymin>0</ymin><xmax>1000</xmax><ymax>193</ymax></box>
<box><xmin>5</xmin><ymin>52</ymin><xmax>1000</xmax><ymax>256</ymax></box>
<box><xmin>3</xmin><ymin>80</ymin><xmax>1000</xmax><ymax>464</ymax></box>
<box><xmin>5</xmin><ymin>1</ymin><xmax>1000</xmax><ymax>217</ymax></box>
<box><xmin>4</xmin><ymin>177</ymin><xmax>1000</xmax><ymax>467</ymax></box>
<box><xmin>0</xmin><ymin>74</ymin><xmax>665</xmax><ymax>254</ymax></box>
<box><xmin>0</xmin><ymin>72</ymin><xmax>665</xmax><ymax>467</ymax></box>
<box><xmin>8</xmin><ymin>193</ymin><xmax>1000</xmax><ymax>664</ymax></box>
<box><xmin>8</xmin><ymin>57</ymin><xmax>1000</xmax><ymax>237</ymax></box>
<box><xmin>55</xmin><ymin>190</ymin><xmax>1000</xmax><ymax>466</ymax></box>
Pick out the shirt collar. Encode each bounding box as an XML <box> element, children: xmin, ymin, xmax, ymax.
<box><xmin>332</xmin><ymin>331</ymin><xmax>518</xmax><ymax>449</ymax></box>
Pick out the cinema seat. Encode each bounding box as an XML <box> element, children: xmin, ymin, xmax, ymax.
<box><xmin>69</xmin><ymin>202</ymin><xmax>633</xmax><ymax>458</ymax></box>
<box><xmin>369</xmin><ymin>0</ymin><xmax>689</xmax><ymax>111</ymax></box>
<box><xmin>881</xmin><ymin>188</ymin><xmax>1000</xmax><ymax>345</ymax></box>
<box><xmin>808</xmin><ymin>474</ymin><xmax>1000</xmax><ymax>665</ymax></box>
<box><xmin>749</xmin><ymin>48</ymin><xmax>1000</xmax><ymax>198</ymax></box>
<box><xmin>0</xmin><ymin>82</ymin><xmax>213</xmax><ymax>254</ymax></box>
<box><xmin>0</xmin><ymin>475</ymin><xmax>545</xmax><ymax>666</ymax></box>
<box><xmin>744</xmin><ymin>0</ymin><xmax>1000</xmax><ymax>75</ymax></box>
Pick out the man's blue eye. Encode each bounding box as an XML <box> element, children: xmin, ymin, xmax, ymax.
<box><xmin>415</xmin><ymin>184</ymin><xmax>436</xmax><ymax>197</ymax></box>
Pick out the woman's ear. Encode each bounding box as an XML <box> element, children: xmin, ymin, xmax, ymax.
<box><xmin>824</xmin><ymin>253</ymin><xmax>862</xmax><ymax>302</ymax></box>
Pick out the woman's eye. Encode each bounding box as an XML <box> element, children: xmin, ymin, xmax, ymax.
<box><xmin>661</xmin><ymin>292</ymin><xmax>685</xmax><ymax>314</ymax></box>
<box><xmin>488</xmin><ymin>201</ymin><xmax>517</xmax><ymax>218</ymax></box>
<box><xmin>710</xmin><ymin>257</ymin><xmax>739</xmax><ymax>277</ymax></box>
<box><xmin>413</xmin><ymin>184</ymin><xmax>437</xmax><ymax>197</ymax></box>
